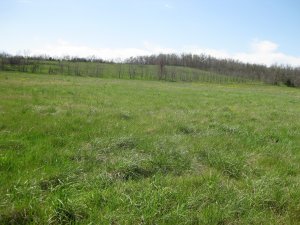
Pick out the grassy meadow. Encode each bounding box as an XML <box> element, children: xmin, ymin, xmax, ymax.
<box><xmin>0</xmin><ymin>71</ymin><xmax>300</xmax><ymax>224</ymax></box>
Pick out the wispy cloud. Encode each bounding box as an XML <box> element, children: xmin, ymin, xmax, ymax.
<box><xmin>28</xmin><ymin>39</ymin><xmax>300</xmax><ymax>67</ymax></box>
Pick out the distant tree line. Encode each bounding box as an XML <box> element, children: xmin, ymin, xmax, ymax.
<box><xmin>0</xmin><ymin>52</ymin><xmax>243</xmax><ymax>83</ymax></box>
<box><xmin>1</xmin><ymin>52</ymin><xmax>299</xmax><ymax>87</ymax></box>
<box><xmin>125</xmin><ymin>54</ymin><xmax>300</xmax><ymax>87</ymax></box>
<box><xmin>0</xmin><ymin>53</ymin><xmax>111</xmax><ymax>76</ymax></box>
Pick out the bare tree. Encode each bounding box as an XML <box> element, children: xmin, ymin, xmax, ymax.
<box><xmin>157</xmin><ymin>54</ymin><xmax>166</xmax><ymax>80</ymax></box>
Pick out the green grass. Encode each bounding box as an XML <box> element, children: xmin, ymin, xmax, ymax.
<box><xmin>0</xmin><ymin>71</ymin><xmax>300</xmax><ymax>224</ymax></box>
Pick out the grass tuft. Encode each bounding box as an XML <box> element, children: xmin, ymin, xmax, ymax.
<box><xmin>112</xmin><ymin>164</ymin><xmax>154</xmax><ymax>180</ymax></box>
<box><xmin>113</xmin><ymin>136</ymin><xmax>137</xmax><ymax>150</ymax></box>
<box><xmin>0</xmin><ymin>208</ymin><xmax>34</xmax><ymax>225</ymax></box>
<box><xmin>49</xmin><ymin>198</ymin><xmax>87</xmax><ymax>224</ymax></box>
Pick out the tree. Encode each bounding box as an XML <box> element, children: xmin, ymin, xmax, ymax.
<box><xmin>157</xmin><ymin>54</ymin><xmax>166</xmax><ymax>80</ymax></box>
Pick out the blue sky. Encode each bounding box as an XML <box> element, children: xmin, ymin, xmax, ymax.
<box><xmin>1</xmin><ymin>0</ymin><xmax>300</xmax><ymax>66</ymax></box>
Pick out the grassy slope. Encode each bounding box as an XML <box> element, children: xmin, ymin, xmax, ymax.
<box><xmin>0</xmin><ymin>71</ymin><xmax>300</xmax><ymax>224</ymax></box>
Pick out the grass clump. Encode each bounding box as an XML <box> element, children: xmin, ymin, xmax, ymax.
<box><xmin>0</xmin><ymin>208</ymin><xmax>34</xmax><ymax>225</ymax></box>
<box><xmin>39</xmin><ymin>175</ymin><xmax>65</xmax><ymax>191</ymax></box>
<box><xmin>112</xmin><ymin>164</ymin><xmax>154</xmax><ymax>181</ymax></box>
<box><xmin>49</xmin><ymin>198</ymin><xmax>87</xmax><ymax>224</ymax></box>
<box><xmin>198</xmin><ymin>148</ymin><xmax>249</xmax><ymax>179</ymax></box>
<box><xmin>113</xmin><ymin>136</ymin><xmax>137</xmax><ymax>150</ymax></box>
<box><xmin>177</xmin><ymin>124</ymin><xmax>197</xmax><ymax>135</ymax></box>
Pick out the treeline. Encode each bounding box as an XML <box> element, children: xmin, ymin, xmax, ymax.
<box><xmin>0</xmin><ymin>53</ymin><xmax>111</xmax><ymax>76</ymax></box>
<box><xmin>1</xmin><ymin>52</ymin><xmax>300</xmax><ymax>87</ymax></box>
<box><xmin>0</xmin><ymin>53</ymin><xmax>248</xmax><ymax>83</ymax></box>
<box><xmin>126</xmin><ymin>54</ymin><xmax>300</xmax><ymax>87</ymax></box>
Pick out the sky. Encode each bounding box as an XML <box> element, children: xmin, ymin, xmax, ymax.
<box><xmin>1</xmin><ymin>0</ymin><xmax>300</xmax><ymax>66</ymax></box>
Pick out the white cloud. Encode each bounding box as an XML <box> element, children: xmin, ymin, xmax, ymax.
<box><xmin>251</xmin><ymin>40</ymin><xmax>278</xmax><ymax>53</ymax></box>
<box><xmin>143</xmin><ymin>41</ymin><xmax>174</xmax><ymax>54</ymax></box>
<box><xmin>30</xmin><ymin>40</ymin><xmax>175</xmax><ymax>60</ymax></box>
<box><xmin>28</xmin><ymin>39</ymin><xmax>300</xmax><ymax>67</ymax></box>
<box><xmin>234</xmin><ymin>40</ymin><xmax>300</xmax><ymax>66</ymax></box>
<box><xmin>31</xmin><ymin>40</ymin><xmax>148</xmax><ymax>59</ymax></box>
<box><xmin>183</xmin><ymin>40</ymin><xmax>300</xmax><ymax>67</ymax></box>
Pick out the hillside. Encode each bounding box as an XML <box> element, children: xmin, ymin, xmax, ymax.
<box><xmin>0</xmin><ymin>58</ymin><xmax>252</xmax><ymax>84</ymax></box>
<box><xmin>1</xmin><ymin>72</ymin><xmax>300</xmax><ymax>224</ymax></box>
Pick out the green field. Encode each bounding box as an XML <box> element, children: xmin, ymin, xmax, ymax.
<box><xmin>0</xmin><ymin>71</ymin><xmax>300</xmax><ymax>224</ymax></box>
